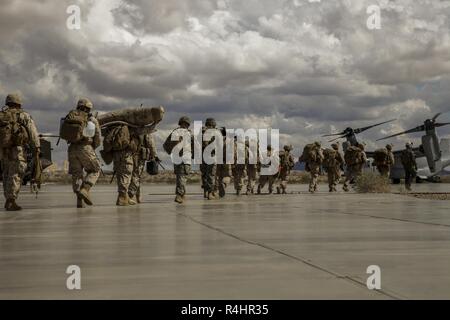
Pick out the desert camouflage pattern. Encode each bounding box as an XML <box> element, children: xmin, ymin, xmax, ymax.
<box><xmin>68</xmin><ymin>116</ymin><xmax>101</xmax><ymax>193</ymax></box>
<box><xmin>1</xmin><ymin>108</ymin><xmax>40</xmax><ymax>201</ymax></box>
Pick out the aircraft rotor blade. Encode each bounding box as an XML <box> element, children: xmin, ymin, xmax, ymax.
<box><xmin>435</xmin><ymin>122</ymin><xmax>450</xmax><ymax>128</ymax></box>
<box><xmin>328</xmin><ymin>135</ymin><xmax>348</xmax><ymax>143</ymax></box>
<box><xmin>322</xmin><ymin>131</ymin><xmax>346</xmax><ymax>137</ymax></box>
<box><xmin>432</xmin><ymin>113</ymin><xmax>442</xmax><ymax>121</ymax></box>
<box><xmin>354</xmin><ymin>119</ymin><xmax>396</xmax><ymax>134</ymax></box>
<box><xmin>377</xmin><ymin>125</ymin><xmax>425</xmax><ymax>141</ymax></box>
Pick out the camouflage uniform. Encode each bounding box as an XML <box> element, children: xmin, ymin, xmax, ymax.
<box><xmin>343</xmin><ymin>144</ymin><xmax>367</xmax><ymax>192</ymax></box>
<box><xmin>201</xmin><ymin>118</ymin><xmax>220</xmax><ymax>200</ymax></box>
<box><xmin>401</xmin><ymin>143</ymin><xmax>417</xmax><ymax>191</ymax></box>
<box><xmin>325</xmin><ymin>144</ymin><xmax>344</xmax><ymax>192</ymax></box>
<box><xmin>232</xmin><ymin>140</ymin><xmax>247</xmax><ymax>195</ymax></box>
<box><xmin>113</xmin><ymin>148</ymin><xmax>135</xmax><ymax>205</ymax></box>
<box><xmin>67</xmin><ymin>99</ymin><xmax>101</xmax><ymax>208</ymax></box>
<box><xmin>128</xmin><ymin>133</ymin><xmax>157</xmax><ymax>203</ymax></box>
<box><xmin>376</xmin><ymin>145</ymin><xmax>395</xmax><ymax>178</ymax></box>
<box><xmin>305</xmin><ymin>142</ymin><xmax>324</xmax><ymax>193</ymax></box>
<box><xmin>277</xmin><ymin>145</ymin><xmax>295</xmax><ymax>194</ymax></box>
<box><xmin>245</xmin><ymin>142</ymin><xmax>257</xmax><ymax>195</ymax></box>
<box><xmin>216</xmin><ymin>164</ymin><xmax>231</xmax><ymax>198</ymax></box>
<box><xmin>0</xmin><ymin>94</ymin><xmax>40</xmax><ymax>211</ymax></box>
<box><xmin>172</xmin><ymin>117</ymin><xmax>193</xmax><ymax>203</ymax></box>
<box><xmin>257</xmin><ymin>147</ymin><xmax>277</xmax><ymax>194</ymax></box>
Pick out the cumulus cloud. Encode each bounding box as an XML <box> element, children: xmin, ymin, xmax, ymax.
<box><xmin>0</xmin><ymin>0</ymin><xmax>450</xmax><ymax>165</ymax></box>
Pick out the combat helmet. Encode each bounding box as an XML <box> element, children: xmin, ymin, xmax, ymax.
<box><xmin>357</xmin><ymin>143</ymin><xmax>365</xmax><ymax>150</ymax></box>
<box><xmin>5</xmin><ymin>93</ymin><xmax>22</xmax><ymax>107</ymax></box>
<box><xmin>178</xmin><ymin>116</ymin><xmax>191</xmax><ymax>127</ymax></box>
<box><xmin>386</xmin><ymin>144</ymin><xmax>393</xmax><ymax>151</ymax></box>
<box><xmin>406</xmin><ymin>142</ymin><xmax>413</xmax><ymax>149</ymax></box>
<box><xmin>331</xmin><ymin>143</ymin><xmax>339</xmax><ymax>150</ymax></box>
<box><xmin>77</xmin><ymin>98</ymin><xmax>93</xmax><ymax>110</ymax></box>
<box><xmin>205</xmin><ymin>118</ymin><xmax>216</xmax><ymax>128</ymax></box>
<box><xmin>284</xmin><ymin>145</ymin><xmax>292</xmax><ymax>152</ymax></box>
<box><xmin>314</xmin><ymin>141</ymin><xmax>321</xmax><ymax>148</ymax></box>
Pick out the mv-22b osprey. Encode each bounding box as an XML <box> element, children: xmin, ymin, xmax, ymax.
<box><xmin>322</xmin><ymin>114</ymin><xmax>450</xmax><ymax>183</ymax></box>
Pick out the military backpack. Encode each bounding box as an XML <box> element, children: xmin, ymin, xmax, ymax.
<box><xmin>323</xmin><ymin>148</ymin><xmax>337</xmax><ymax>168</ymax></box>
<box><xmin>59</xmin><ymin>110</ymin><xmax>88</xmax><ymax>143</ymax></box>
<box><xmin>344</xmin><ymin>146</ymin><xmax>363</xmax><ymax>166</ymax></box>
<box><xmin>103</xmin><ymin>125</ymin><xmax>131</xmax><ymax>152</ymax></box>
<box><xmin>163</xmin><ymin>129</ymin><xmax>180</xmax><ymax>155</ymax></box>
<box><xmin>301</xmin><ymin>144</ymin><xmax>318</xmax><ymax>163</ymax></box>
<box><xmin>0</xmin><ymin>109</ymin><xmax>29</xmax><ymax>148</ymax></box>
<box><xmin>373</xmin><ymin>148</ymin><xmax>389</xmax><ymax>166</ymax></box>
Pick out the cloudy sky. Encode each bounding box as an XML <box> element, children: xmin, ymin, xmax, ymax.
<box><xmin>1</xmin><ymin>0</ymin><xmax>450</xmax><ymax>165</ymax></box>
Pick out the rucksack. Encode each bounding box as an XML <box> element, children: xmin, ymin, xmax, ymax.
<box><xmin>60</xmin><ymin>110</ymin><xmax>88</xmax><ymax>143</ymax></box>
<box><xmin>0</xmin><ymin>109</ymin><xmax>29</xmax><ymax>148</ymax></box>
<box><xmin>301</xmin><ymin>144</ymin><xmax>318</xmax><ymax>163</ymax></box>
<box><xmin>373</xmin><ymin>148</ymin><xmax>389</xmax><ymax>166</ymax></box>
<box><xmin>323</xmin><ymin>148</ymin><xmax>337</xmax><ymax>168</ymax></box>
<box><xmin>163</xmin><ymin>129</ymin><xmax>181</xmax><ymax>155</ymax></box>
<box><xmin>146</xmin><ymin>159</ymin><xmax>159</xmax><ymax>176</ymax></box>
<box><xmin>344</xmin><ymin>146</ymin><xmax>363</xmax><ymax>166</ymax></box>
<box><xmin>103</xmin><ymin>125</ymin><xmax>130</xmax><ymax>152</ymax></box>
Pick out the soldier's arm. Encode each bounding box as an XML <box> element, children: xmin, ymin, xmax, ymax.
<box><xmin>25</xmin><ymin>114</ymin><xmax>41</xmax><ymax>149</ymax></box>
<box><xmin>92</xmin><ymin>118</ymin><xmax>101</xmax><ymax>149</ymax></box>
<box><xmin>147</xmin><ymin>134</ymin><xmax>157</xmax><ymax>158</ymax></box>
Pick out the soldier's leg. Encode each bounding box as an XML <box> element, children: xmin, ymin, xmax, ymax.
<box><xmin>114</xmin><ymin>151</ymin><xmax>134</xmax><ymax>206</ymax></box>
<box><xmin>68</xmin><ymin>149</ymin><xmax>84</xmax><ymax>208</ymax></box>
<box><xmin>327</xmin><ymin>171</ymin><xmax>333</xmax><ymax>192</ymax></box>
<box><xmin>78</xmin><ymin>145</ymin><xmax>101</xmax><ymax>206</ymax></box>
<box><xmin>205</xmin><ymin>164</ymin><xmax>216</xmax><ymax>199</ymax></box>
<box><xmin>268</xmin><ymin>175</ymin><xmax>276</xmax><ymax>194</ymax></box>
<box><xmin>3</xmin><ymin>159</ymin><xmax>27</xmax><ymax>210</ymax></box>
<box><xmin>174</xmin><ymin>164</ymin><xmax>190</xmax><ymax>203</ymax></box>
<box><xmin>246</xmin><ymin>165</ymin><xmax>256</xmax><ymax>194</ymax></box>
<box><xmin>258</xmin><ymin>175</ymin><xmax>267</xmax><ymax>194</ymax></box>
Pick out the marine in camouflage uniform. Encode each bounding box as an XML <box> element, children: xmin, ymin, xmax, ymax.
<box><xmin>245</xmin><ymin>140</ymin><xmax>257</xmax><ymax>195</ymax></box>
<box><xmin>67</xmin><ymin>98</ymin><xmax>101</xmax><ymax>208</ymax></box>
<box><xmin>324</xmin><ymin>143</ymin><xmax>344</xmax><ymax>192</ymax></box>
<box><xmin>376</xmin><ymin>144</ymin><xmax>395</xmax><ymax>178</ymax></box>
<box><xmin>276</xmin><ymin>145</ymin><xmax>295</xmax><ymax>194</ymax></box>
<box><xmin>128</xmin><ymin>133</ymin><xmax>157</xmax><ymax>203</ymax></box>
<box><xmin>232</xmin><ymin>138</ymin><xmax>247</xmax><ymax>196</ymax></box>
<box><xmin>214</xmin><ymin>132</ymin><xmax>231</xmax><ymax>198</ymax></box>
<box><xmin>0</xmin><ymin>93</ymin><xmax>40</xmax><ymax>211</ymax></box>
<box><xmin>172</xmin><ymin>116</ymin><xmax>193</xmax><ymax>204</ymax></box>
<box><xmin>257</xmin><ymin>145</ymin><xmax>277</xmax><ymax>194</ymax></box>
<box><xmin>303</xmin><ymin>142</ymin><xmax>324</xmax><ymax>193</ymax></box>
<box><xmin>113</xmin><ymin>137</ymin><xmax>136</xmax><ymax>206</ymax></box>
<box><xmin>201</xmin><ymin>118</ymin><xmax>220</xmax><ymax>200</ymax></box>
<box><xmin>343</xmin><ymin>143</ymin><xmax>367</xmax><ymax>192</ymax></box>
<box><xmin>401</xmin><ymin>142</ymin><xmax>417</xmax><ymax>191</ymax></box>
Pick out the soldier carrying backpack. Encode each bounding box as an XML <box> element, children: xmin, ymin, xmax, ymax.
<box><xmin>373</xmin><ymin>144</ymin><xmax>395</xmax><ymax>178</ymax></box>
<box><xmin>300</xmin><ymin>141</ymin><xmax>324</xmax><ymax>193</ymax></box>
<box><xmin>323</xmin><ymin>143</ymin><xmax>344</xmax><ymax>192</ymax></box>
<box><xmin>61</xmin><ymin>98</ymin><xmax>101</xmax><ymax>208</ymax></box>
<box><xmin>0</xmin><ymin>93</ymin><xmax>40</xmax><ymax>211</ymax></box>
<box><xmin>276</xmin><ymin>145</ymin><xmax>295</xmax><ymax>194</ymax></box>
<box><xmin>343</xmin><ymin>143</ymin><xmax>367</xmax><ymax>192</ymax></box>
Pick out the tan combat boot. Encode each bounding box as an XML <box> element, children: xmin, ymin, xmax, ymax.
<box><xmin>116</xmin><ymin>193</ymin><xmax>130</xmax><ymax>206</ymax></box>
<box><xmin>136</xmin><ymin>190</ymin><xmax>141</xmax><ymax>204</ymax></box>
<box><xmin>6</xmin><ymin>199</ymin><xmax>22</xmax><ymax>211</ymax></box>
<box><xmin>276</xmin><ymin>187</ymin><xmax>281</xmax><ymax>194</ymax></box>
<box><xmin>174</xmin><ymin>195</ymin><xmax>184</xmax><ymax>203</ymax></box>
<box><xmin>207</xmin><ymin>192</ymin><xmax>215</xmax><ymax>200</ymax></box>
<box><xmin>79</xmin><ymin>184</ymin><xmax>93</xmax><ymax>206</ymax></box>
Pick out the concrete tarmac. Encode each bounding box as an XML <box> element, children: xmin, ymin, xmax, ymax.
<box><xmin>1</xmin><ymin>183</ymin><xmax>450</xmax><ymax>300</ymax></box>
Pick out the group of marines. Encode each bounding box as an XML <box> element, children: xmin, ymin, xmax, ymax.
<box><xmin>1</xmin><ymin>93</ymin><xmax>417</xmax><ymax>211</ymax></box>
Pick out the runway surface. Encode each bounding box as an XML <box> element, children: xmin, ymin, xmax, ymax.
<box><xmin>1</xmin><ymin>183</ymin><xmax>450</xmax><ymax>299</ymax></box>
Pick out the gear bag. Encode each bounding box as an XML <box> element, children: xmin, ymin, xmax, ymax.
<box><xmin>301</xmin><ymin>144</ymin><xmax>318</xmax><ymax>163</ymax></box>
<box><xmin>344</xmin><ymin>146</ymin><xmax>363</xmax><ymax>166</ymax></box>
<box><xmin>103</xmin><ymin>125</ymin><xmax>131</xmax><ymax>152</ymax></box>
<box><xmin>163</xmin><ymin>129</ymin><xmax>180</xmax><ymax>155</ymax></box>
<box><xmin>59</xmin><ymin>110</ymin><xmax>88</xmax><ymax>143</ymax></box>
<box><xmin>373</xmin><ymin>148</ymin><xmax>389</xmax><ymax>166</ymax></box>
<box><xmin>0</xmin><ymin>109</ymin><xmax>29</xmax><ymax>148</ymax></box>
<box><xmin>146</xmin><ymin>159</ymin><xmax>159</xmax><ymax>176</ymax></box>
<box><xmin>323</xmin><ymin>148</ymin><xmax>337</xmax><ymax>168</ymax></box>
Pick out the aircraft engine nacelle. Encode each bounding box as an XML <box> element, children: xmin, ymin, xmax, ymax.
<box><xmin>422</xmin><ymin>134</ymin><xmax>441</xmax><ymax>173</ymax></box>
